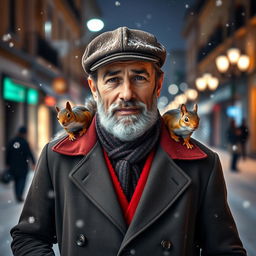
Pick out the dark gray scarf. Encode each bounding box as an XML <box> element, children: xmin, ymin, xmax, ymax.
<box><xmin>96</xmin><ymin>114</ymin><xmax>161</xmax><ymax>201</ymax></box>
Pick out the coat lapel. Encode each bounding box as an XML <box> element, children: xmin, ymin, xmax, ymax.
<box><xmin>68</xmin><ymin>142</ymin><xmax>127</xmax><ymax>235</ymax></box>
<box><xmin>118</xmin><ymin>145</ymin><xmax>192</xmax><ymax>254</ymax></box>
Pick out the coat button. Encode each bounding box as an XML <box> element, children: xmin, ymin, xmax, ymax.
<box><xmin>161</xmin><ymin>240</ymin><xmax>172</xmax><ymax>249</ymax></box>
<box><xmin>76</xmin><ymin>234</ymin><xmax>87</xmax><ymax>247</ymax></box>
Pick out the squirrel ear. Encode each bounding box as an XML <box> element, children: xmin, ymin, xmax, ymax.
<box><xmin>55</xmin><ymin>106</ymin><xmax>60</xmax><ymax>113</ymax></box>
<box><xmin>181</xmin><ymin>104</ymin><xmax>187</xmax><ymax>115</ymax></box>
<box><xmin>193</xmin><ymin>104</ymin><xmax>198</xmax><ymax>113</ymax></box>
<box><xmin>66</xmin><ymin>101</ymin><xmax>72</xmax><ymax>111</ymax></box>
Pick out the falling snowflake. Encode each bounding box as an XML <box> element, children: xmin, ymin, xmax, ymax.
<box><xmin>130</xmin><ymin>249</ymin><xmax>136</xmax><ymax>255</ymax></box>
<box><xmin>210</xmin><ymin>94</ymin><xmax>215</xmax><ymax>98</ymax></box>
<box><xmin>115</xmin><ymin>1</ymin><xmax>121</xmax><ymax>6</ymax></box>
<box><xmin>13</xmin><ymin>142</ymin><xmax>20</xmax><ymax>149</ymax></box>
<box><xmin>48</xmin><ymin>190</ymin><xmax>55</xmax><ymax>199</ymax></box>
<box><xmin>208</xmin><ymin>42</ymin><xmax>212</xmax><ymax>46</ymax></box>
<box><xmin>216</xmin><ymin>0</ymin><xmax>222</xmax><ymax>7</ymax></box>
<box><xmin>2</xmin><ymin>33</ymin><xmax>11</xmax><ymax>42</ymax></box>
<box><xmin>190</xmin><ymin>12</ymin><xmax>194</xmax><ymax>15</ymax></box>
<box><xmin>214</xmin><ymin>213</ymin><xmax>219</xmax><ymax>218</ymax></box>
<box><xmin>185</xmin><ymin>4</ymin><xmax>189</xmax><ymax>8</ymax></box>
<box><xmin>75</xmin><ymin>55</ymin><xmax>78</xmax><ymax>59</ymax></box>
<box><xmin>9</xmin><ymin>42</ymin><xmax>14</xmax><ymax>47</ymax></box>
<box><xmin>174</xmin><ymin>212</ymin><xmax>180</xmax><ymax>218</ymax></box>
<box><xmin>28</xmin><ymin>216</ymin><xmax>35</xmax><ymax>223</ymax></box>
<box><xmin>17</xmin><ymin>27</ymin><xmax>21</xmax><ymax>31</ymax></box>
<box><xmin>76</xmin><ymin>219</ymin><xmax>84</xmax><ymax>228</ymax></box>
<box><xmin>39</xmin><ymin>83</ymin><xmax>42</xmax><ymax>87</ymax></box>
<box><xmin>8</xmin><ymin>200</ymin><xmax>12</xmax><ymax>203</ymax></box>
<box><xmin>241</xmin><ymin>12</ymin><xmax>245</xmax><ymax>16</ymax></box>
<box><xmin>242</xmin><ymin>201</ymin><xmax>250</xmax><ymax>208</ymax></box>
<box><xmin>232</xmin><ymin>145</ymin><xmax>238</xmax><ymax>151</ymax></box>
<box><xmin>21</xmin><ymin>69</ymin><xmax>28</xmax><ymax>76</ymax></box>
<box><xmin>226</xmin><ymin>23</ymin><xmax>230</xmax><ymax>27</ymax></box>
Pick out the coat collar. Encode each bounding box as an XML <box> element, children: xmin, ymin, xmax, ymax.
<box><xmin>52</xmin><ymin>116</ymin><xmax>207</xmax><ymax>160</ymax></box>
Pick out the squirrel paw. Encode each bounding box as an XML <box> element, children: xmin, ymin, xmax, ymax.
<box><xmin>183</xmin><ymin>140</ymin><xmax>194</xmax><ymax>149</ymax></box>
<box><xmin>170</xmin><ymin>133</ymin><xmax>180</xmax><ymax>142</ymax></box>
<box><xmin>68</xmin><ymin>133</ymin><xmax>76</xmax><ymax>141</ymax></box>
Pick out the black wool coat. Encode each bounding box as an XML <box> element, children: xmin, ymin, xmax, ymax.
<box><xmin>10</xmin><ymin>119</ymin><xmax>247</xmax><ymax>256</ymax></box>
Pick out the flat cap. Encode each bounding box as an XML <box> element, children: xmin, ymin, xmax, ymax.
<box><xmin>82</xmin><ymin>27</ymin><xmax>166</xmax><ymax>75</ymax></box>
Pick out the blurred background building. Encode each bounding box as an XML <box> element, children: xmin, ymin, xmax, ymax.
<box><xmin>0</xmin><ymin>0</ymin><xmax>101</xmax><ymax>168</ymax></box>
<box><xmin>180</xmin><ymin>0</ymin><xmax>256</xmax><ymax>156</ymax></box>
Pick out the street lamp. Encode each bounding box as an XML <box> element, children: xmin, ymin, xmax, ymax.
<box><xmin>215</xmin><ymin>47</ymin><xmax>250</xmax><ymax>105</ymax></box>
<box><xmin>195</xmin><ymin>73</ymin><xmax>219</xmax><ymax>91</ymax></box>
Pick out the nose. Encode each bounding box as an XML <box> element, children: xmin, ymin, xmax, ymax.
<box><xmin>119</xmin><ymin>79</ymin><xmax>133</xmax><ymax>101</ymax></box>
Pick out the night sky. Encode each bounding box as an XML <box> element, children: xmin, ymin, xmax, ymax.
<box><xmin>95</xmin><ymin>0</ymin><xmax>196</xmax><ymax>93</ymax></box>
<box><xmin>96</xmin><ymin>0</ymin><xmax>195</xmax><ymax>52</ymax></box>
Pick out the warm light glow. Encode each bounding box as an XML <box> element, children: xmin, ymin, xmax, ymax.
<box><xmin>175</xmin><ymin>94</ymin><xmax>187</xmax><ymax>104</ymax></box>
<box><xmin>208</xmin><ymin>77</ymin><xmax>219</xmax><ymax>90</ymax></box>
<box><xmin>237</xmin><ymin>54</ymin><xmax>250</xmax><ymax>71</ymax></box>
<box><xmin>168</xmin><ymin>84</ymin><xmax>179</xmax><ymax>95</ymax></box>
<box><xmin>227</xmin><ymin>48</ymin><xmax>241</xmax><ymax>64</ymax></box>
<box><xmin>195</xmin><ymin>77</ymin><xmax>207</xmax><ymax>91</ymax></box>
<box><xmin>87</xmin><ymin>18</ymin><xmax>104</xmax><ymax>32</ymax></box>
<box><xmin>216</xmin><ymin>55</ymin><xmax>229</xmax><ymax>73</ymax></box>
<box><xmin>52</xmin><ymin>77</ymin><xmax>67</xmax><ymax>94</ymax></box>
<box><xmin>185</xmin><ymin>89</ymin><xmax>198</xmax><ymax>100</ymax></box>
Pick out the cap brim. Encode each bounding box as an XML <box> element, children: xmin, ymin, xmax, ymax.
<box><xmin>90</xmin><ymin>52</ymin><xmax>159</xmax><ymax>72</ymax></box>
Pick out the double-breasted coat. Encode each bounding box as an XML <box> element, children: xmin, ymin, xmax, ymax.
<box><xmin>10</xmin><ymin>119</ymin><xmax>247</xmax><ymax>256</ymax></box>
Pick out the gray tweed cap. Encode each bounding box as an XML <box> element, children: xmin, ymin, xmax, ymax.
<box><xmin>82</xmin><ymin>27</ymin><xmax>166</xmax><ymax>76</ymax></box>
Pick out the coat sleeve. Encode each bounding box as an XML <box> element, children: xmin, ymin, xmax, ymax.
<box><xmin>10</xmin><ymin>143</ymin><xmax>56</xmax><ymax>256</ymax></box>
<box><xmin>199</xmin><ymin>153</ymin><xmax>247</xmax><ymax>256</ymax></box>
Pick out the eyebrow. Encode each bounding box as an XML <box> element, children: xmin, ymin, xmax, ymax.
<box><xmin>103</xmin><ymin>70</ymin><xmax>121</xmax><ymax>80</ymax></box>
<box><xmin>131</xmin><ymin>69</ymin><xmax>150</xmax><ymax>78</ymax></box>
<box><xmin>103</xmin><ymin>68</ymin><xmax>150</xmax><ymax>80</ymax></box>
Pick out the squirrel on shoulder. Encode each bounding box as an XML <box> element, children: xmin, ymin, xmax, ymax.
<box><xmin>55</xmin><ymin>101</ymin><xmax>92</xmax><ymax>141</ymax></box>
<box><xmin>162</xmin><ymin>104</ymin><xmax>200</xmax><ymax>149</ymax></box>
<box><xmin>56</xmin><ymin>100</ymin><xmax>199</xmax><ymax>148</ymax></box>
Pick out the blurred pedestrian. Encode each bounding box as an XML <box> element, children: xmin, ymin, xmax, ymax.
<box><xmin>5</xmin><ymin>126</ymin><xmax>35</xmax><ymax>203</ymax></box>
<box><xmin>239</xmin><ymin>118</ymin><xmax>249</xmax><ymax>160</ymax></box>
<box><xmin>226</xmin><ymin>119</ymin><xmax>241</xmax><ymax>172</ymax></box>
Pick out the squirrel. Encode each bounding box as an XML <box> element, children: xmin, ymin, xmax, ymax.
<box><xmin>162</xmin><ymin>104</ymin><xmax>200</xmax><ymax>149</ymax></box>
<box><xmin>56</xmin><ymin>99</ymin><xmax>200</xmax><ymax>148</ymax></box>
<box><xmin>55</xmin><ymin>101</ymin><xmax>92</xmax><ymax>141</ymax></box>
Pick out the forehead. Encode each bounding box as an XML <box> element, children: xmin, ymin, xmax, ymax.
<box><xmin>97</xmin><ymin>61</ymin><xmax>155</xmax><ymax>77</ymax></box>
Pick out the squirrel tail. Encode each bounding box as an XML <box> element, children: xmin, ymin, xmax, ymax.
<box><xmin>84</xmin><ymin>96</ymin><xmax>97</xmax><ymax>116</ymax></box>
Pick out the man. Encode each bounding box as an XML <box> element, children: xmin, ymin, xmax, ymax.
<box><xmin>6</xmin><ymin>126</ymin><xmax>35</xmax><ymax>202</ymax></box>
<box><xmin>10</xmin><ymin>27</ymin><xmax>246</xmax><ymax>255</ymax></box>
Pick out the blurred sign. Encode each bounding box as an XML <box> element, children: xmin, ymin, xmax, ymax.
<box><xmin>3</xmin><ymin>77</ymin><xmax>26</xmax><ymax>102</ymax></box>
<box><xmin>27</xmin><ymin>88</ymin><xmax>39</xmax><ymax>105</ymax></box>
<box><xmin>45</xmin><ymin>96</ymin><xmax>56</xmax><ymax>106</ymax></box>
<box><xmin>3</xmin><ymin>77</ymin><xmax>38</xmax><ymax>104</ymax></box>
<box><xmin>52</xmin><ymin>77</ymin><xmax>67</xmax><ymax>94</ymax></box>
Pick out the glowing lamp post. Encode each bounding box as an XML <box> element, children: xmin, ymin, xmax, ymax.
<box><xmin>195</xmin><ymin>73</ymin><xmax>219</xmax><ymax>92</ymax></box>
<box><xmin>215</xmin><ymin>47</ymin><xmax>250</xmax><ymax>105</ymax></box>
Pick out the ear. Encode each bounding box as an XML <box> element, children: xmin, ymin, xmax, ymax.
<box><xmin>66</xmin><ymin>101</ymin><xmax>72</xmax><ymax>111</ymax></box>
<box><xmin>181</xmin><ymin>104</ymin><xmax>187</xmax><ymax>115</ymax></box>
<box><xmin>193</xmin><ymin>104</ymin><xmax>198</xmax><ymax>113</ymax></box>
<box><xmin>88</xmin><ymin>77</ymin><xmax>98</xmax><ymax>100</ymax></box>
<box><xmin>155</xmin><ymin>72</ymin><xmax>164</xmax><ymax>97</ymax></box>
<box><xmin>55</xmin><ymin>106</ymin><xmax>60</xmax><ymax>113</ymax></box>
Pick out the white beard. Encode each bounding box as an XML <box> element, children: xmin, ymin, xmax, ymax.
<box><xmin>96</xmin><ymin>96</ymin><xmax>159</xmax><ymax>141</ymax></box>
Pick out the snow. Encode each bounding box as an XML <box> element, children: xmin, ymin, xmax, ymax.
<box><xmin>13</xmin><ymin>142</ymin><xmax>20</xmax><ymax>149</ymax></box>
<box><xmin>216</xmin><ymin>0</ymin><xmax>222</xmax><ymax>7</ymax></box>
<box><xmin>115</xmin><ymin>1</ymin><xmax>121</xmax><ymax>7</ymax></box>
<box><xmin>28</xmin><ymin>216</ymin><xmax>35</xmax><ymax>224</ymax></box>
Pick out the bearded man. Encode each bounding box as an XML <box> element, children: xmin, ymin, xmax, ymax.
<box><xmin>10</xmin><ymin>27</ymin><xmax>247</xmax><ymax>256</ymax></box>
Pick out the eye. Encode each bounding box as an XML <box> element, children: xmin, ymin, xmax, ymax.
<box><xmin>67</xmin><ymin>113</ymin><xmax>71</xmax><ymax>118</ymax></box>
<box><xmin>133</xmin><ymin>75</ymin><xmax>146</xmax><ymax>81</ymax></box>
<box><xmin>106</xmin><ymin>77</ymin><xmax>120</xmax><ymax>84</ymax></box>
<box><xmin>184</xmin><ymin>117</ymin><xmax>189</xmax><ymax>122</ymax></box>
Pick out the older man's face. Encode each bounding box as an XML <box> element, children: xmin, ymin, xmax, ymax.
<box><xmin>89</xmin><ymin>61</ymin><xmax>162</xmax><ymax>113</ymax></box>
<box><xmin>88</xmin><ymin>61</ymin><xmax>163</xmax><ymax>140</ymax></box>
